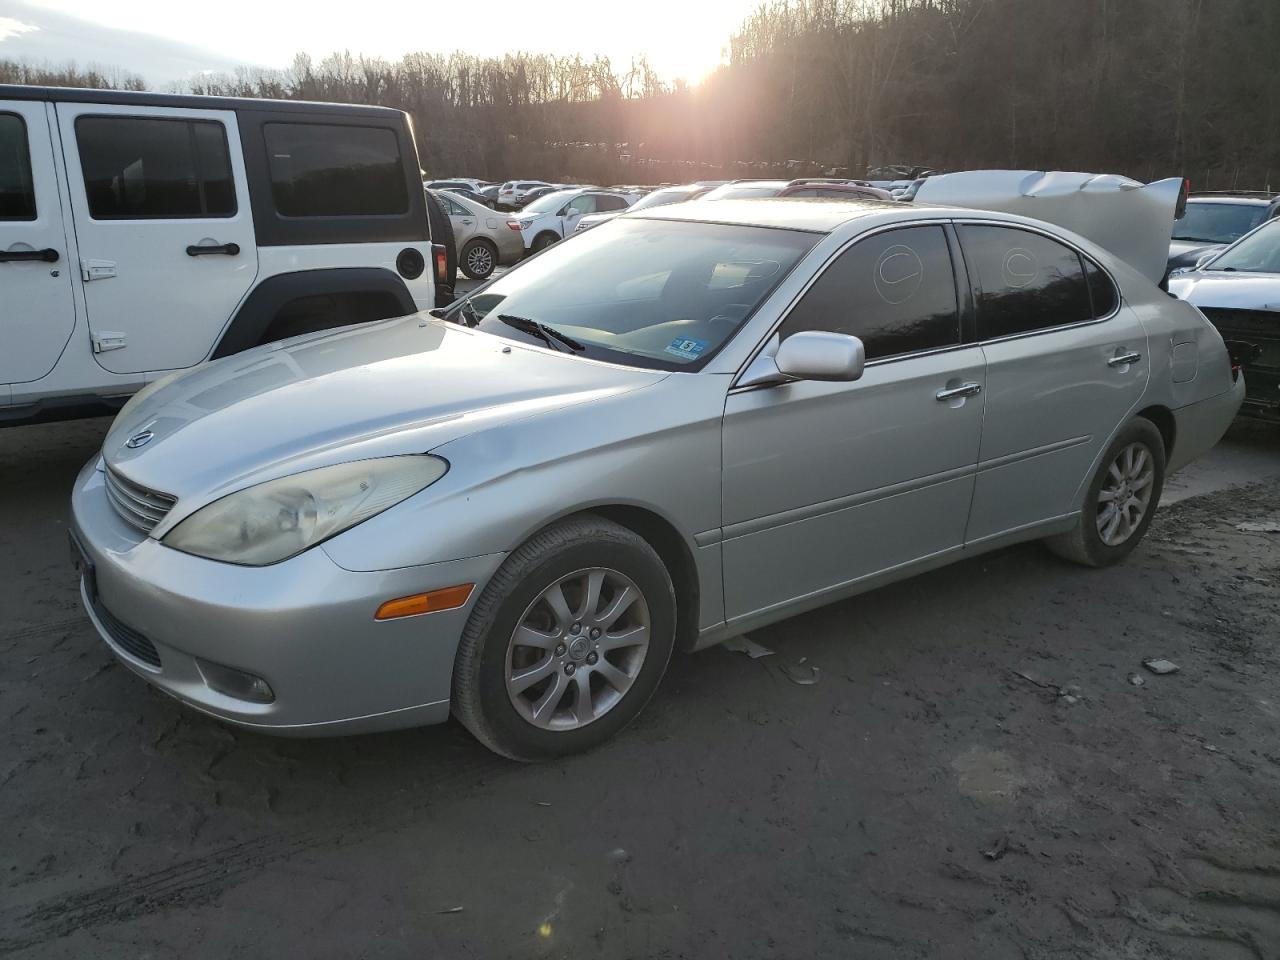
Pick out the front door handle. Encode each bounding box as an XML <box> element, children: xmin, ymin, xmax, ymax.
<box><xmin>936</xmin><ymin>381</ymin><xmax>982</xmax><ymax>402</ymax></box>
<box><xmin>1108</xmin><ymin>351</ymin><xmax>1142</xmax><ymax>367</ymax></box>
<box><xmin>0</xmin><ymin>247</ymin><xmax>59</xmax><ymax>263</ymax></box>
<box><xmin>186</xmin><ymin>242</ymin><xmax>241</xmax><ymax>257</ymax></box>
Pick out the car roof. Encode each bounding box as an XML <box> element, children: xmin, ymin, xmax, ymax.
<box><xmin>0</xmin><ymin>83</ymin><xmax>405</xmax><ymax>119</ymax></box>
<box><xmin>633</xmin><ymin>196</ymin><xmax>901</xmax><ymax>232</ymax></box>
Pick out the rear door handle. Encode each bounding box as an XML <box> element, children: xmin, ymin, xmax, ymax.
<box><xmin>0</xmin><ymin>247</ymin><xmax>59</xmax><ymax>263</ymax></box>
<box><xmin>1108</xmin><ymin>351</ymin><xmax>1142</xmax><ymax>367</ymax></box>
<box><xmin>936</xmin><ymin>381</ymin><xmax>982</xmax><ymax>401</ymax></box>
<box><xmin>186</xmin><ymin>242</ymin><xmax>240</xmax><ymax>257</ymax></box>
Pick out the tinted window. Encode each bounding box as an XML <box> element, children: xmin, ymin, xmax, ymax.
<box><xmin>596</xmin><ymin>195</ymin><xmax>628</xmax><ymax>212</ymax></box>
<box><xmin>76</xmin><ymin>116</ymin><xmax>235</xmax><ymax>219</ymax></box>
<box><xmin>780</xmin><ymin>225</ymin><xmax>960</xmax><ymax>360</ymax></box>
<box><xmin>265</xmin><ymin>123</ymin><xmax>407</xmax><ymax>217</ymax></box>
<box><xmin>1084</xmin><ymin>257</ymin><xmax>1118</xmax><ymax>317</ymax></box>
<box><xmin>960</xmin><ymin>226</ymin><xmax>1093</xmax><ymax>339</ymax></box>
<box><xmin>0</xmin><ymin>113</ymin><xmax>36</xmax><ymax>220</ymax></box>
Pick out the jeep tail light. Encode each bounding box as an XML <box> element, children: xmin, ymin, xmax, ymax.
<box><xmin>432</xmin><ymin>243</ymin><xmax>448</xmax><ymax>284</ymax></box>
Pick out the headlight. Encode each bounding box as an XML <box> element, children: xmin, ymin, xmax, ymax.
<box><xmin>164</xmin><ymin>455</ymin><xmax>448</xmax><ymax>566</ymax></box>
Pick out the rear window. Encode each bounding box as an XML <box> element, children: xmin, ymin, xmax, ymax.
<box><xmin>0</xmin><ymin>113</ymin><xmax>35</xmax><ymax>220</ymax></box>
<box><xmin>1172</xmin><ymin>201</ymin><xmax>1267</xmax><ymax>245</ymax></box>
<box><xmin>264</xmin><ymin>122</ymin><xmax>408</xmax><ymax>218</ymax></box>
<box><xmin>76</xmin><ymin>115</ymin><xmax>235</xmax><ymax>219</ymax></box>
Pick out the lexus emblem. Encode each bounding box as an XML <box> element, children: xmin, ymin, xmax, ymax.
<box><xmin>125</xmin><ymin>430</ymin><xmax>154</xmax><ymax>449</ymax></box>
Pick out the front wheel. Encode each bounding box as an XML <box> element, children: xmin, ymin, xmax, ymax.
<box><xmin>1046</xmin><ymin>418</ymin><xmax>1166</xmax><ymax>567</ymax></box>
<box><xmin>451</xmin><ymin>515</ymin><xmax>676</xmax><ymax>761</ymax></box>
<box><xmin>531</xmin><ymin>232</ymin><xmax>559</xmax><ymax>254</ymax></box>
<box><xmin>460</xmin><ymin>238</ymin><xmax>497</xmax><ymax>280</ymax></box>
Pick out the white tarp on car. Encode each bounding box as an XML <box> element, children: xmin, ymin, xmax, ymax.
<box><xmin>914</xmin><ymin>170</ymin><xmax>1183</xmax><ymax>284</ymax></box>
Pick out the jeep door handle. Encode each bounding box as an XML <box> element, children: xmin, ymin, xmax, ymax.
<box><xmin>1108</xmin><ymin>351</ymin><xmax>1141</xmax><ymax>367</ymax></box>
<box><xmin>0</xmin><ymin>247</ymin><xmax>59</xmax><ymax>263</ymax></box>
<box><xmin>936</xmin><ymin>381</ymin><xmax>982</xmax><ymax>401</ymax></box>
<box><xmin>186</xmin><ymin>242</ymin><xmax>240</xmax><ymax>257</ymax></box>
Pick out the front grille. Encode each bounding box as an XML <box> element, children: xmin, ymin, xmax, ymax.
<box><xmin>104</xmin><ymin>466</ymin><xmax>176</xmax><ymax>533</ymax></box>
<box><xmin>93</xmin><ymin>597</ymin><xmax>162</xmax><ymax>668</ymax></box>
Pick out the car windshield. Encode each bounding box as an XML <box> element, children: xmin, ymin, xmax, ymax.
<box><xmin>452</xmin><ymin>218</ymin><xmax>818</xmax><ymax>371</ymax></box>
<box><xmin>522</xmin><ymin>190</ymin><xmax>576</xmax><ymax>214</ymax></box>
<box><xmin>628</xmin><ymin>187</ymin><xmax>699</xmax><ymax>212</ymax></box>
<box><xmin>1204</xmin><ymin>219</ymin><xmax>1280</xmax><ymax>273</ymax></box>
<box><xmin>1172</xmin><ymin>202</ymin><xmax>1268</xmax><ymax>244</ymax></box>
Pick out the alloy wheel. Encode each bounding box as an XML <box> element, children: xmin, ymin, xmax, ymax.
<box><xmin>1096</xmin><ymin>442</ymin><xmax>1155</xmax><ymax>546</ymax></box>
<box><xmin>505</xmin><ymin>567</ymin><xmax>650</xmax><ymax>730</ymax></box>
<box><xmin>466</xmin><ymin>244</ymin><xmax>494</xmax><ymax>277</ymax></box>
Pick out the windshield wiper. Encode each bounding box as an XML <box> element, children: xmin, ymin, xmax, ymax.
<box><xmin>496</xmin><ymin>314</ymin><xmax>585</xmax><ymax>352</ymax></box>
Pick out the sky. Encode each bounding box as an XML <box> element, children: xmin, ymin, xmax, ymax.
<box><xmin>0</xmin><ymin>0</ymin><xmax>763</xmax><ymax>87</ymax></box>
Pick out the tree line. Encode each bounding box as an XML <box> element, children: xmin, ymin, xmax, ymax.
<box><xmin>4</xmin><ymin>0</ymin><xmax>1277</xmax><ymax>189</ymax></box>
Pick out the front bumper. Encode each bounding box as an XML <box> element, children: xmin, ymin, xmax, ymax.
<box><xmin>70</xmin><ymin>458</ymin><xmax>505</xmax><ymax>736</ymax></box>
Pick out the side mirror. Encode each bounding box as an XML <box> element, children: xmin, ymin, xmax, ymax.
<box><xmin>738</xmin><ymin>331</ymin><xmax>866</xmax><ymax>388</ymax></box>
<box><xmin>776</xmin><ymin>331</ymin><xmax>865</xmax><ymax>382</ymax></box>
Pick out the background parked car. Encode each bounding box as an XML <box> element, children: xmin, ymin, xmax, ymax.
<box><xmin>1167</xmin><ymin>192</ymin><xmax>1280</xmax><ymax>271</ymax></box>
<box><xmin>497</xmin><ymin>180</ymin><xmax>553</xmax><ymax>209</ymax></box>
<box><xmin>701</xmin><ymin>179</ymin><xmax>893</xmax><ymax>203</ymax></box>
<box><xmin>1169</xmin><ymin>216</ymin><xmax>1280</xmax><ymax>421</ymax></box>
<box><xmin>574</xmin><ymin>181</ymin><xmax>724</xmax><ymax>233</ymax></box>
<box><xmin>511</xmin><ymin>188</ymin><xmax>632</xmax><ymax>253</ymax></box>
<box><xmin>441</xmin><ymin>185</ymin><xmax>495</xmax><ymax>208</ymax></box>
<box><xmin>430</xmin><ymin>190</ymin><xmax>524</xmax><ymax>280</ymax></box>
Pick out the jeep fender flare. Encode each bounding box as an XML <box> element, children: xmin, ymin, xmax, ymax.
<box><xmin>211</xmin><ymin>268</ymin><xmax>417</xmax><ymax>359</ymax></box>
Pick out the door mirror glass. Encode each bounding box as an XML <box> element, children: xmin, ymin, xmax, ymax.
<box><xmin>774</xmin><ymin>331</ymin><xmax>866</xmax><ymax>382</ymax></box>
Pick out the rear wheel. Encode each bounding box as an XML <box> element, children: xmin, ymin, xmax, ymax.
<box><xmin>460</xmin><ymin>238</ymin><xmax>498</xmax><ymax>280</ymax></box>
<box><xmin>1046</xmin><ymin>418</ymin><xmax>1166</xmax><ymax>567</ymax></box>
<box><xmin>451</xmin><ymin>515</ymin><xmax>676</xmax><ymax>761</ymax></box>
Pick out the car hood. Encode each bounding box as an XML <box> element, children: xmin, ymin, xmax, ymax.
<box><xmin>103</xmin><ymin>315</ymin><xmax>666</xmax><ymax>512</ymax></box>
<box><xmin>1167</xmin><ymin>239</ymin><xmax>1225</xmax><ymax>269</ymax></box>
<box><xmin>1167</xmin><ymin>270</ymin><xmax>1280</xmax><ymax>309</ymax></box>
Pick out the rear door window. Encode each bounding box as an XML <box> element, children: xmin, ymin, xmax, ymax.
<box><xmin>75</xmin><ymin>115</ymin><xmax>235</xmax><ymax>219</ymax></box>
<box><xmin>780</xmin><ymin>225</ymin><xmax>961</xmax><ymax>360</ymax></box>
<box><xmin>264</xmin><ymin>122</ymin><xmax>408</xmax><ymax>217</ymax></box>
<box><xmin>959</xmin><ymin>225</ymin><xmax>1094</xmax><ymax>339</ymax></box>
<box><xmin>596</xmin><ymin>195</ymin><xmax>629</xmax><ymax>212</ymax></box>
<box><xmin>0</xmin><ymin>112</ymin><xmax>36</xmax><ymax>220</ymax></box>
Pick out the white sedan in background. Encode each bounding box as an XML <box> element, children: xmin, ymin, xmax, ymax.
<box><xmin>512</xmin><ymin>188</ymin><xmax>632</xmax><ymax>254</ymax></box>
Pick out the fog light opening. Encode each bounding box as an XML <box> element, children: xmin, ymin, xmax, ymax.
<box><xmin>196</xmin><ymin>658</ymin><xmax>275</xmax><ymax>704</ymax></box>
<box><xmin>375</xmin><ymin>584</ymin><xmax>474</xmax><ymax>620</ymax></box>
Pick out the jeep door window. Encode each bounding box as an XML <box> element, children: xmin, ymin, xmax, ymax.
<box><xmin>75</xmin><ymin>116</ymin><xmax>235</xmax><ymax>218</ymax></box>
<box><xmin>959</xmin><ymin>225</ymin><xmax>1094</xmax><ymax>339</ymax></box>
<box><xmin>779</xmin><ymin>225</ymin><xmax>960</xmax><ymax>360</ymax></box>
<box><xmin>0</xmin><ymin>113</ymin><xmax>35</xmax><ymax>220</ymax></box>
<box><xmin>264</xmin><ymin>123</ymin><xmax>408</xmax><ymax>217</ymax></box>
<box><xmin>456</xmin><ymin>218</ymin><xmax>816</xmax><ymax>371</ymax></box>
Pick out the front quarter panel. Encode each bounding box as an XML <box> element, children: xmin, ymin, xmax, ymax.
<box><xmin>321</xmin><ymin>372</ymin><xmax>730</xmax><ymax>627</ymax></box>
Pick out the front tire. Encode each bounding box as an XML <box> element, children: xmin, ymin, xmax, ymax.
<box><xmin>531</xmin><ymin>232</ymin><xmax>559</xmax><ymax>254</ymax></box>
<box><xmin>460</xmin><ymin>238</ymin><xmax>498</xmax><ymax>280</ymax></box>
<box><xmin>1046</xmin><ymin>417</ymin><xmax>1166</xmax><ymax>567</ymax></box>
<box><xmin>452</xmin><ymin>515</ymin><xmax>676</xmax><ymax>761</ymax></box>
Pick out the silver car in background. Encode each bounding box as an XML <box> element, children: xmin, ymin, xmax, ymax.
<box><xmin>70</xmin><ymin>198</ymin><xmax>1242</xmax><ymax>760</ymax></box>
<box><xmin>575</xmin><ymin>181</ymin><xmax>723</xmax><ymax>234</ymax></box>
<box><xmin>431</xmin><ymin>190</ymin><xmax>524</xmax><ymax>280</ymax></box>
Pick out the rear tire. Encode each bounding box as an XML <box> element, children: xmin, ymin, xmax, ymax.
<box><xmin>1046</xmin><ymin>418</ymin><xmax>1166</xmax><ymax>567</ymax></box>
<box><xmin>452</xmin><ymin>515</ymin><xmax>676</xmax><ymax>761</ymax></box>
<box><xmin>460</xmin><ymin>238</ymin><xmax>498</xmax><ymax>280</ymax></box>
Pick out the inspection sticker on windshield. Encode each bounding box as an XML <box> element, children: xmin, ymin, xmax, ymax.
<box><xmin>665</xmin><ymin>337</ymin><xmax>708</xmax><ymax>361</ymax></box>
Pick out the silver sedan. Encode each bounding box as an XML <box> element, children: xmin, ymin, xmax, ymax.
<box><xmin>70</xmin><ymin>199</ymin><xmax>1243</xmax><ymax>759</ymax></box>
<box><xmin>432</xmin><ymin>189</ymin><xmax>524</xmax><ymax>280</ymax></box>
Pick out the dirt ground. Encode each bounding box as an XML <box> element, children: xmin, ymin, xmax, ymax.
<box><xmin>2</xmin><ymin>417</ymin><xmax>1279</xmax><ymax>959</ymax></box>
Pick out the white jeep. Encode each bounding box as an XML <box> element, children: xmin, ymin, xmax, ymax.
<box><xmin>1</xmin><ymin>85</ymin><xmax>448</xmax><ymax>427</ymax></box>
